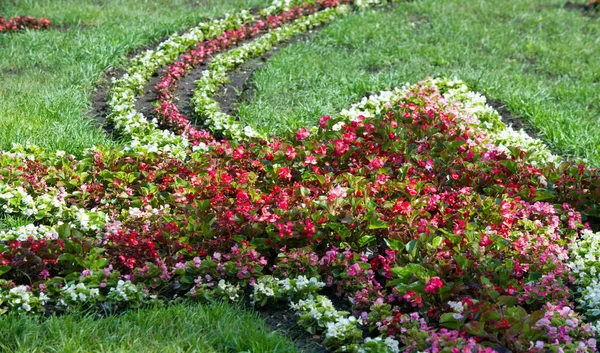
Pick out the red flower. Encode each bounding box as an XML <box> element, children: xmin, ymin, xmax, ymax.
<box><xmin>277</xmin><ymin>167</ymin><xmax>292</xmax><ymax>181</ymax></box>
<box><xmin>285</xmin><ymin>146</ymin><xmax>297</xmax><ymax>160</ymax></box>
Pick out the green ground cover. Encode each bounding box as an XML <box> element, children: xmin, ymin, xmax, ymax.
<box><xmin>0</xmin><ymin>0</ymin><xmax>270</xmax><ymax>155</ymax></box>
<box><xmin>238</xmin><ymin>0</ymin><xmax>600</xmax><ymax>166</ymax></box>
<box><xmin>0</xmin><ymin>302</ymin><xmax>300</xmax><ymax>353</ymax></box>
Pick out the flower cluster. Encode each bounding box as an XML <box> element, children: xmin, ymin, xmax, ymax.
<box><xmin>0</xmin><ymin>15</ymin><xmax>50</xmax><ymax>33</ymax></box>
<box><xmin>59</xmin><ymin>282</ymin><xmax>100</xmax><ymax>308</ymax></box>
<box><xmin>0</xmin><ymin>79</ymin><xmax>599</xmax><ymax>350</ymax></box>
<box><xmin>188</xmin><ymin>279</ymin><xmax>243</xmax><ymax>302</ymax></box>
<box><xmin>154</xmin><ymin>3</ymin><xmax>324</xmax><ymax>145</ymax></box>
<box><xmin>291</xmin><ymin>294</ymin><xmax>363</xmax><ymax>349</ymax></box>
<box><xmin>2</xmin><ymin>285</ymin><xmax>48</xmax><ymax>313</ymax></box>
<box><xmin>252</xmin><ymin>275</ymin><xmax>325</xmax><ymax>306</ymax></box>
<box><xmin>106</xmin><ymin>10</ymin><xmax>257</xmax><ymax>158</ymax></box>
<box><xmin>570</xmin><ymin>229</ymin><xmax>600</xmax><ymax>327</ymax></box>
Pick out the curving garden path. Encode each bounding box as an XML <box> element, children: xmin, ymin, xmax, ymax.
<box><xmin>1</xmin><ymin>0</ymin><xmax>600</xmax><ymax>352</ymax></box>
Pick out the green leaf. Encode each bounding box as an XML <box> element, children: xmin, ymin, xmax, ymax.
<box><xmin>391</xmin><ymin>264</ymin><xmax>428</xmax><ymax>282</ymax></box>
<box><xmin>480</xmin><ymin>276</ymin><xmax>492</xmax><ymax>286</ymax></box>
<box><xmin>405</xmin><ymin>239</ymin><xmax>419</xmax><ymax>257</ymax></box>
<box><xmin>481</xmin><ymin>309</ymin><xmax>501</xmax><ymax>322</ymax></box>
<box><xmin>358</xmin><ymin>235</ymin><xmax>375</xmax><ymax>247</ymax></box>
<box><xmin>507</xmin><ymin>146</ymin><xmax>522</xmax><ymax>158</ymax></box>
<box><xmin>368</xmin><ymin>219</ymin><xmax>389</xmax><ymax>230</ymax></box>
<box><xmin>497</xmin><ymin>296</ymin><xmax>517</xmax><ymax>306</ymax></box>
<box><xmin>431</xmin><ymin>236</ymin><xmax>444</xmax><ymax>248</ymax></box>
<box><xmin>533</xmin><ymin>189</ymin><xmax>556</xmax><ymax>201</ymax></box>
<box><xmin>455</xmin><ymin>255</ymin><xmax>469</xmax><ymax>267</ymax></box>
<box><xmin>57</xmin><ymin>223</ymin><xmax>71</xmax><ymax>240</ymax></box>
<box><xmin>465</xmin><ymin>321</ymin><xmax>486</xmax><ymax>337</ymax></box>
<box><xmin>439</xmin><ymin>313</ymin><xmax>461</xmax><ymax>330</ymax></box>
<box><xmin>92</xmin><ymin>258</ymin><xmax>109</xmax><ymax>269</ymax></box>
<box><xmin>385</xmin><ymin>238</ymin><xmax>404</xmax><ymax>251</ymax></box>
<box><xmin>0</xmin><ymin>265</ymin><xmax>11</xmax><ymax>276</ymax></box>
<box><xmin>500</xmin><ymin>160</ymin><xmax>517</xmax><ymax>174</ymax></box>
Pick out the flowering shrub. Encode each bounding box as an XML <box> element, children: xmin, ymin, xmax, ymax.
<box><xmin>0</xmin><ymin>15</ymin><xmax>50</xmax><ymax>33</ymax></box>
<box><xmin>290</xmin><ymin>295</ymin><xmax>351</xmax><ymax>332</ymax></box>
<box><xmin>569</xmin><ymin>229</ymin><xmax>600</xmax><ymax>329</ymax></box>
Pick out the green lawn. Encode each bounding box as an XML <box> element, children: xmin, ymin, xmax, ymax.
<box><xmin>0</xmin><ymin>302</ymin><xmax>301</xmax><ymax>353</ymax></box>
<box><xmin>0</xmin><ymin>0</ymin><xmax>270</xmax><ymax>156</ymax></box>
<box><xmin>238</xmin><ymin>0</ymin><xmax>600</xmax><ymax>166</ymax></box>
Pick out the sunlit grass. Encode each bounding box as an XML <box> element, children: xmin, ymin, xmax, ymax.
<box><xmin>0</xmin><ymin>0</ymin><xmax>270</xmax><ymax>156</ymax></box>
<box><xmin>0</xmin><ymin>301</ymin><xmax>301</xmax><ymax>353</ymax></box>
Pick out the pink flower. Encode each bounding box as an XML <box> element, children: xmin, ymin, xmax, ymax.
<box><xmin>304</xmin><ymin>155</ymin><xmax>317</xmax><ymax>165</ymax></box>
<box><xmin>296</xmin><ymin>127</ymin><xmax>310</xmax><ymax>141</ymax></box>
<box><xmin>328</xmin><ymin>185</ymin><xmax>347</xmax><ymax>201</ymax></box>
<box><xmin>39</xmin><ymin>269</ymin><xmax>50</xmax><ymax>280</ymax></box>
<box><xmin>285</xmin><ymin>146</ymin><xmax>297</xmax><ymax>160</ymax></box>
<box><xmin>424</xmin><ymin>276</ymin><xmax>444</xmax><ymax>294</ymax></box>
<box><xmin>347</xmin><ymin>263</ymin><xmax>360</xmax><ymax>276</ymax></box>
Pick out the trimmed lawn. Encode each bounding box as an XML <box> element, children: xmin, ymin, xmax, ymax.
<box><xmin>0</xmin><ymin>302</ymin><xmax>301</xmax><ymax>353</ymax></box>
<box><xmin>0</xmin><ymin>0</ymin><xmax>270</xmax><ymax>155</ymax></box>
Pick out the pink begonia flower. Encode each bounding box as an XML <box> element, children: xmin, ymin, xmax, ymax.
<box><xmin>296</xmin><ymin>127</ymin><xmax>310</xmax><ymax>141</ymax></box>
<box><xmin>319</xmin><ymin>115</ymin><xmax>331</xmax><ymax>128</ymax></box>
<box><xmin>328</xmin><ymin>185</ymin><xmax>347</xmax><ymax>201</ymax></box>
<box><xmin>424</xmin><ymin>276</ymin><xmax>444</xmax><ymax>294</ymax></box>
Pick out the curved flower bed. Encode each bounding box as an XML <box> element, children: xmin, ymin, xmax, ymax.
<box><xmin>189</xmin><ymin>4</ymin><xmax>350</xmax><ymax>139</ymax></box>
<box><xmin>1</xmin><ymin>0</ymin><xmax>600</xmax><ymax>351</ymax></box>
<box><xmin>154</xmin><ymin>1</ymin><xmax>339</xmax><ymax>144</ymax></box>
<box><xmin>0</xmin><ymin>15</ymin><xmax>50</xmax><ymax>33</ymax></box>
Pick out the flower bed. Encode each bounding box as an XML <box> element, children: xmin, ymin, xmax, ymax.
<box><xmin>2</xmin><ymin>79</ymin><xmax>600</xmax><ymax>352</ymax></box>
<box><xmin>1</xmin><ymin>0</ymin><xmax>600</xmax><ymax>351</ymax></box>
<box><xmin>0</xmin><ymin>15</ymin><xmax>50</xmax><ymax>33</ymax></box>
<box><xmin>154</xmin><ymin>1</ymin><xmax>342</xmax><ymax>144</ymax></box>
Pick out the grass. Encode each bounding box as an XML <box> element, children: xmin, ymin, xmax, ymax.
<box><xmin>238</xmin><ymin>0</ymin><xmax>600</xmax><ymax>166</ymax></box>
<box><xmin>0</xmin><ymin>301</ymin><xmax>302</xmax><ymax>353</ymax></box>
<box><xmin>0</xmin><ymin>0</ymin><xmax>270</xmax><ymax>156</ymax></box>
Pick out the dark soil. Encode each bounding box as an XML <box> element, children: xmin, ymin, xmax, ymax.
<box><xmin>91</xmin><ymin>10</ymin><xmax>318</xmax><ymax>135</ymax></box>
<box><xmin>170</xmin><ymin>32</ymin><xmax>315</xmax><ymax>130</ymax></box>
<box><xmin>564</xmin><ymin>1</ymin><xmax>599</xmax><ymax>16</ymax></box>
<box><xmin>86</xmin><ymin>8</ymin><xmax>262</xmax><ymax>132</ymax></box>
<box><xmin>254</xmin><ymin>300</ymin><xmax>329</xmax><ymax>353</ymax></box>
<box><xmin>248</xmin><ymin>285</ymin><xmax>361</xmax><ymax>353</ymax></box>
<box><xmin>87</xmin><ymin>68</ymin><xmax>124</xmax><ymax>136</ymax></box>
<box><xmin>487</xmin><ymin>99</ymin><xmax>540</xmax><ymax>140</ymax></box>
<box><xmin>216</xmin><ymin>33</ymin><xmax>314</xmax><ymax>116</ymax></box>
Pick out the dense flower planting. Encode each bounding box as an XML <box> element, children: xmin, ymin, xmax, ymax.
<box><xmin>2</xmin><ymin>80</ymin><xmax>600</xmax><ymax>352</ymax></box>
<box><xmin>1</xmin><ymin>0</ymin><xmax>600</xmax><ymax>351</ymax></box>
<box><xmin>0</xmin><ymin>14</ymin><xmax>50</xmax><ymax>33</ymax></box>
